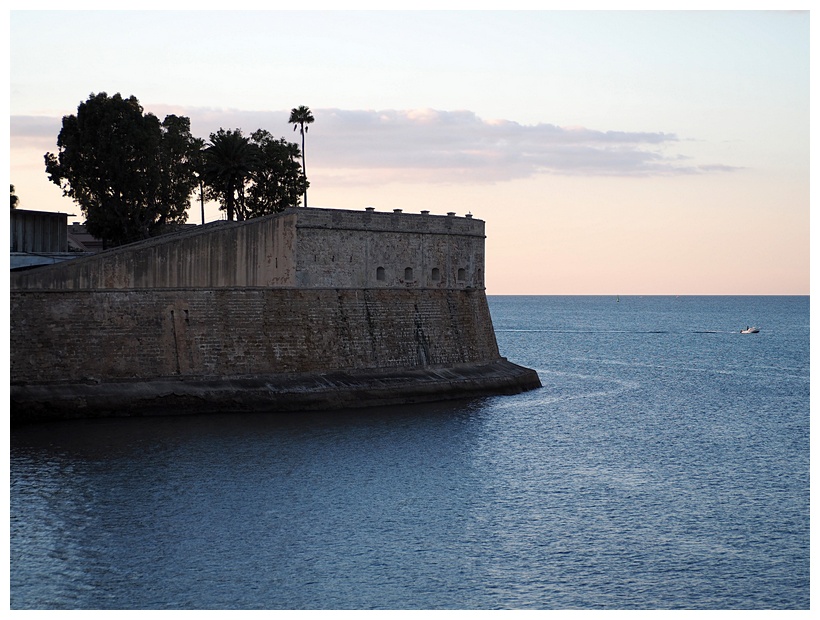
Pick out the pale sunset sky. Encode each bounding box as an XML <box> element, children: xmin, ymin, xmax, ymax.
<box><xmin>7</xmin><ymin>7</ymin><xmax>811</xmax><ymax>295</ymax></box>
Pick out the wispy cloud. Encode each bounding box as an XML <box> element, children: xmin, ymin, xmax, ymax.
<box><xmin>303</xmin><ymin>109</ymin><xmax>713</xmax><ymax>181</ymax></box>
<box><xmin>10</xmin><ymin>115</ymin><xmax>63</xmax><ymax>148</ymax></box>
<box><xmin>11</xmin><ymin>107</ymin><xmax>739</xmax><ymax>184</ymax></box>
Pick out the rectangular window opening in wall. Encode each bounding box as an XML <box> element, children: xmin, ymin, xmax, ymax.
<box><xmin>377</xmin><ymin>266</ymin><xmax>386</xmax><ymax>281</ymax></box>
<box><xmin>431</xmin><ymin>267</ymin><xmax>440</xmax><ymax>281</ymax></box>
<box><xmin>457</xmin><ymin>268</ymin><xmax>466</xmax><ymax>281</ymax></box>
<box><xmin>405</xmin><ymin>267</ymin><xmax>414</xmax><ymax>281</ymax></box>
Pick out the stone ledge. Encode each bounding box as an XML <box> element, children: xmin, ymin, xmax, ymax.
<box><xmin>11</xmin><ymin>359</ymin><xmax>542</xmax><ymax>424</ymax></box>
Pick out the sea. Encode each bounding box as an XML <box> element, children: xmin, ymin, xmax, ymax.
<box><xmin>9</xmin><ymin>295</ymin><xmax>810</xmax><ymax>610</ymax></box>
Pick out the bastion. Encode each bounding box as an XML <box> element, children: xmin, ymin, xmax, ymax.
<box><xmin>10</xmin><ymin>207</ymin><xmax>541</xmax><ymax>423</ymax></box>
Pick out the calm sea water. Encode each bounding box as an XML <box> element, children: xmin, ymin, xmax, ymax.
<box><xmin>10</xmin><ymin>296</ymin><xmax>810</xmax><ymax>610</ymax></box>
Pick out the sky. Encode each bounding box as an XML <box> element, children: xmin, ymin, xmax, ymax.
<box><xmin>6</xmin><ymin>8</ymin><xmax>811</xmax><ymax>295</ymax></box>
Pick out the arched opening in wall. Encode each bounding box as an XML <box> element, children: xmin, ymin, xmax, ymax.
<box><xmin>431</xmin><ymin>267</ymin><xmax>440</xmax><ymax>282</ymax></box>
<box><xmin>457</xmin><ymin>268</ymin><xmax>466</xmax><ymax>281</ymax></box>
<box><xmin>377</xmin><ymin>266</ymin><xmax>385</xmax><ymax>281</ymax></box>
<box><xmin>405</xmin><ymin>267</ymin><xmax>414</xmax><ymax>281</ymax></box>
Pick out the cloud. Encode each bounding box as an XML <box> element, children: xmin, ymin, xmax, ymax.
<box><xmin>9</xmin><ymin>115</ymin><xmax>64</xmax><ymax>149</ymax></box>
<box><xmin>194</xmin><ymin>107</ymin><xmax>741</xmax><ymax>182</ymax></box>
<box><xmin>11</xmin><ymin>107</ymin><xmax>739</xmax><ymax>184</ymax></box>
<box><xmin>308</xmin><ymin>109</ymin><xmax>693</xmax><ymax>181</ymax></box>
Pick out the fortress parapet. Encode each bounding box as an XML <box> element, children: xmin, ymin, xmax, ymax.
<box><xmin>10</xmin><ymin>207</ymin><xmax>541</xmax><ymax>422</ymax></box>
<box><xmin>10</xmin><ymin>208</ymin><xmax>486</xmax><ymax>291</ymax></box>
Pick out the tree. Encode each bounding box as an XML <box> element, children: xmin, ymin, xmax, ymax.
<box><xmin>244</xmin><ymin>130</ymin><xmax>308</xmax><ymax>217</ymax></box>
<box><xmin>201</xmin><ymin>128</ymin><xmax>307</xmax><ymax>220</ymax></box>
<box><xmin>158</xmin><ymin>115</ymin><xmax>202</xmax><ymax>226</ymax></box>
<box><xmin>288</xmin><ymin>105</ymin><xmax>314</xmax><ymax>207</ymax></box>
<box><xmin>188</xmin><ymin>136</ymin><xmax>207</xmax><ymax>225</ymax></box>
<box><xmin>201</xmin><ymin>128</ymin><xmax>257</xmax><ymax>221</ymax></box>
<box><xmin>44</xmin><ymin>92</ymin><xmax>199</xmax><ymax>246</ymax></box>
<box><xmin>10</xmin><ymin>184</ymin><xmax>18</xmax><ymax>209</ymax></box>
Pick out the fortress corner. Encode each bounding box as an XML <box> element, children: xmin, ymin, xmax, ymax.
<box><xmin>10</xmin><ymin>207</ymin><xmax>541</xmax><ymax>422</ymax></box>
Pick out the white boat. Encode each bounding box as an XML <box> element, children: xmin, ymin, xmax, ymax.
<box><xmin>741</xmin><ymin>326</ymin><xmax>760</xmax><ymax>334</ymax></box>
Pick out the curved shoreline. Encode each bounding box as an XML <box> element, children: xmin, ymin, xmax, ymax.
<box><xmin>11</xmin><ymin>359</ymin><xmax>542</xmax><ymax>425</ymax></box>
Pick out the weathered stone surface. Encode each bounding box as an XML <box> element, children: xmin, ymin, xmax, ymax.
<box><xmin>10</xmin><ymin>208</ymin><xmax>541</xmax><ymax>422</ymax></box>
<box><xmin>10</xmin><ymin>208</ymin><xmax>486</xmax><ymax>291</ymax></box>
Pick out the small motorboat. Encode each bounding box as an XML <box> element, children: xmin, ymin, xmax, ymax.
<box><xmin>740</xmin><ymin>326</ymin><xmax>760</xmax><ymax>334</ymax></box>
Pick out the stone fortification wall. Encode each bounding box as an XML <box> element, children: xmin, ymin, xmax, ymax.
<box><xmin>11</xmin><ymin>287</ymin><xmax>498</xmax><ymax>385</ymax></box>
<box><xmin>10</xmin><ymin>207</ymin><xmax>540</xmax><ymax>421</ymax></box>
<box><xmin>10</xmin><ymin>208</ymin><xmax>485</xmax><ymax>292</ymax></box>
<box><xmin>293</xmin><ymin>208</ymin><xmax>485</xmax><ymax>289</ymax></box>
<box><xmin>10</xmin><ymin>213</ymin><xmax>298</xmax><ymax>290</ymax></box>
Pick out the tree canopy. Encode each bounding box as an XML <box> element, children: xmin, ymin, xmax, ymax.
<box><xmin>288</xmin><ymin>105</ymin><xmax>314</xmax><ymax>207</ymax></box>
<box><xmin>201</xmin><ymin>128</ymin><xmax>257</xmax><ymax>222</ymax></box>
<box><xmin>201</xmin><ymin>127</ymin><xmax>308</xmax><ymax>220</ymax></box>
<box><xmin>245</xmin><ymin>129</ymin><xmax>308</xmax><ymax>217</ymax></box>
<box><xmin>44</xmin><ymin>92</ymin><xmax>200</xmax><ymax>246</ymax></box>
<box><xmin>45</xmin><ymin>93</ymin><xmax>312</xmax><ymax>242</ymax></box>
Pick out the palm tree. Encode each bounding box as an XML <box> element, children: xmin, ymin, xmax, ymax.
<box><xmin>202</xmin><ymin>128</ymin><xmax>257</xmax><ymax>221</ymax></box>
<box><xmin>288</xmin><ymin>105</ymin><xmax>314</xmax><ymax>207</ymax></box>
